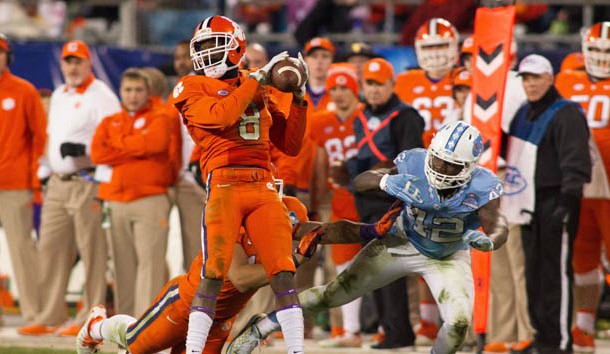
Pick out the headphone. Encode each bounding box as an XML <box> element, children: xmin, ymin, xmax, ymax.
<box><xmin>0</xmin><ymin>33</ymin><xmax>13</xmax><ymax>66</ymax></box>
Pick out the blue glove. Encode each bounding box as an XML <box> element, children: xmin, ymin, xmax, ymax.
<box><xmin>379</xmin><ymin>173</ymin><xmax>421</xmax><ymax>204</ymax></box>
<box><xmin>462</xmin><ymin>230</ymin><xmax>494</xmax><ymax>251</ymax></box>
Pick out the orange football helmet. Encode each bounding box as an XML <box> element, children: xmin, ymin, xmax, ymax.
<box><xmin>190</xmin><ymin>15</ymin><xmax>246</xmax><ymax>78</ymax></box>
<box><xmin>282</xmin><ymin>196</ymin><xmax>309</xmax><ymax>230</ymax></box>
<box><xmin>415</xmin><ymin>18</ymin><xmax>459</xmax><ymax>73</ymax></box>
<box><xmin>582</xmin><ymin>21</ymin><xmax>610</xmax><ymax>79</ymax></box>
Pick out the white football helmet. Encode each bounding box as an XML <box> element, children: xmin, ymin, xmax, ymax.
<box><xmin>582</xmin><ymin>21</ymin><xmax>610</xmax><ymax>79</ymax></box>
<box><xmin>415</xmin><ymin>18</ymin><xmax>459</xmax><ymax>73</ymax></box>
<box><xmin>190</xmin><ymin>15</ymin><xmax>246</xmax><ymax>78</ymax></box>
<box><xmin>425</xmin><ymin>121</ymin><xmax>483</xmax><ymax>190</ymax></box>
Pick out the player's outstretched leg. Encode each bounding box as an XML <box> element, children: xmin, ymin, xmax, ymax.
<box><xmin>228</xmin><ymin>236</ymin><xmax>410</xmax><ymax>354</ymax></box>
<box><xmin>76</xmin><ymin>305</ymin><xmax>107</xmax><ymax>354</ymax></box>
<box><xmin>77</xmin><ymin>305</ymin><xmax>136</xmax><ymax>353</ymax></box>
<box><xmin>423</xmin><ymin>250</ymin><xmax>474</xmax><ymax>354</ymax></box>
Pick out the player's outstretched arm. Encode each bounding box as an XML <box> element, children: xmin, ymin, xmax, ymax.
<box><xmin>477</xmin><ymin>198</ymin><xmax>509</xmax><ymax>250</ymax></box>
<box><xmin>294</xmin><ymin>220</ymin><xmax>363</xmax><ymax>244</ymax></box>
<box><xmin>227</xmin><ymin>244</ymin><xmax>269</xmax><ymax>293</ymax></box>
<box><xmin>352</xmin><ymin>166</ymin><xmax>398</xmax><ymax>192</ymax></box>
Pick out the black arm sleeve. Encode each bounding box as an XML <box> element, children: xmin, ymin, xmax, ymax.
<box><xmin>390</xmin><ymin>107</ymin><xmax>425</xmax><ymax>151</ymax></box>
<box><xmin>553</xmin><ymin>103</ymin><xmax>592</xmax><ymax>197</ymax></box>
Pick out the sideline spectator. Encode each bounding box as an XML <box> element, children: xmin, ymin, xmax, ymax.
<box><xmin>0</xmin><ymin>33</ymin><xmax>46</xmax><ymax>324</ymax></box>
<box><xmin>18</xmin><ymin>40</ymin><xmax>121</xmax><ymax>336</ymax></box>
<box><xmin>503</xmin><ymin>54</ymin><xmax>592</xmax><ymax>354</ymax></box>
<box><xmin>91</xmin><ymin>68</ymin><xmax>172</xmax><ymax>317</ymax></box>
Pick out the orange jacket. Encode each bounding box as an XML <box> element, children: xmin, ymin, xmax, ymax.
<box><xmin>0</xmin><ymin>69</ymin><xmax>47</xmax><ymax>190</ymax></box>
<box><xmin>91</xmin><ymin>103</ymin><xmax>172</xmax><ymax>202</ymax></box>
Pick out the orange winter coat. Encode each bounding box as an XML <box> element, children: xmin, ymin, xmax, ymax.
<box><xmin>0</xmin><ymin>69</ymin><xmax>47</xmax><ymax>190</ymax></box>
<box><xmin>91</xmin><ymin>103</ymin><xmax>172</xmax><ymax>202</ymax></box>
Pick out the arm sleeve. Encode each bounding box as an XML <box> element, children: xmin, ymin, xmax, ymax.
<box><xmin>269</xmin><ymin>98</ymin><xmax>308</xmax><ymax>156</ymax></box>
<box><xmin>391</xmin><ymin>107</ymin><xmax>425</xmax><ymax>151</ymax></box>
<box><xmin>108</xmin><ymin>113</ymin><xmax>171</xmax><ymax>158</ymax></box>
<box><xmin>178</xmin><ymin>78</ymin><xmax>260</xmax><ymax>129</ymax></box>
<box><xmin>554</xmin><ymin>104</ymin><xmax>592</xmax><ymax>197</ymax></box>
<box><xmin>90</xmin><ymin>119</ymin><xmax>133</xmax><ymax>165</ymax></box>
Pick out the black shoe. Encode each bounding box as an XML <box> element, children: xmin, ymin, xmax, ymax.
<box><xmin>371</xmin><ymin>340</ymin><xmax>414</xmax><ymax>350</ymax></box>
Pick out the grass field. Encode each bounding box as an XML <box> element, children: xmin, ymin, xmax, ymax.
<box><xmin>0</xmin><ymin>348</ymin><xmax>113</xmax><ymax>354</ymax></box>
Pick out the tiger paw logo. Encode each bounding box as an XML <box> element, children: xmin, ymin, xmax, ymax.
<box><xmin>173</xmin><ymin>81</ymin><xmax>184</xmax><ymax>99</ymax></box>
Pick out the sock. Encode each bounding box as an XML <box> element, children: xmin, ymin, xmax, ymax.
<box><xmin>337</xmin><ymin>261</ymin><xmax>361</xmax><ymax>334</ymax></box>
<box><xmin>98</xmin><ymin>315</ymin><xmax>136</xmax><ymax>347</ymax></box>
<box><xmin>186</xmin><ymin>311</ymin><xmax>214</xmax><ymax>353</ymax></box>
<box><xmin>257</xmin><ymin>311</ymin><xmax>281</xmax><ymax>337</ymax></box>
<box><xmin>276</xmin><ymin>307</ymin><xmax>305</xmax><ymax>354</ymax></box>
<box><xmin>576</xmin><ymin>309</ymin><xmax>596</xmax><ymax>333</ymax></box>
<box><xmin>420</xmin><ymin>301</ymin><xmax>440</xmax><ymax>325</ymax></box>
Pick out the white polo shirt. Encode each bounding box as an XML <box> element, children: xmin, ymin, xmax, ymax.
<box><xmin>47</xmin><ymin>76</ymin><xmax>121</xmax><ymax>174</ymax></box>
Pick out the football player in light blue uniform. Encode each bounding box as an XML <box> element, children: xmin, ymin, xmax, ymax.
<box><xmin>228</xmin><ymin>121</ymin><xmax>509</xmax><ymax>354</ymax></box>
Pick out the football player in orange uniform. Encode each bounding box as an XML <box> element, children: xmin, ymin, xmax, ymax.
<box><xmin>168</xmin><ymin>15</ymin><xmax>308</xmax><ymax>354</ymax></box>
<box><xmin>395</xmin><ymin>17</ymin><xmax>460</xmax><ymax>148</ymax></box>
<box><xmin>75</xmin><ymin>196</ymin><xmax>308</xmax><ymax>354</ymax></box>
<box><xmin>309</xmin><ymin>65</ymin><xmax>363</xmax><ymax>347</ymax></box>
<box><xmin>556</xmin><ymin>21</ymin><xmax>610</xmax><ymax>354</ymax></box>
<box><xmin>76</xmin><ymin>195</ymin><xmax>399</xmax><ymax>354</ymax></box>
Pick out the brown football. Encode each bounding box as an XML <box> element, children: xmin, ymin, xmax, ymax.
<box><xmin>269</xmin><ymin>57</ymin><xmax>307</xmax><ymax>93</ymax></box>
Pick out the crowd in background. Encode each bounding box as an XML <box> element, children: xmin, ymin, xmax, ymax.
<box><xmin>0</xmin><ymin>2</ymin><xmax>610</xmax><ymax>354</ymax></box>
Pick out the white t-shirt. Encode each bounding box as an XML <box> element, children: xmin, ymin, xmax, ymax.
<box><xmin>47</xmin><ymin>78</ymin><xmax>121</xmax><ymax>174</ymax></box>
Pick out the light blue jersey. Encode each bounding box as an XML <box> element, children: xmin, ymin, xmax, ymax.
<box><xmin>385</xmin><ymin>149</ymin><xmax>503</xmax><ymax>259</ymax></box>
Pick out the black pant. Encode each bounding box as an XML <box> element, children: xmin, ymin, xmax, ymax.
<box><xmin>521</xmin><ymin>189</ymin><xmax>578</xmax><ymax>353</ymax></box>
<box><xmin>356</xmin><ymin>192</ymin><xmax>415</xmax><ymax>346</ymax></box>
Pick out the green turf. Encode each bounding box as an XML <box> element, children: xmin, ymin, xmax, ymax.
<box><xmin>0</xmin><ymin>348</ymin><xmax>114</xmax><ymax>354</ymax></box>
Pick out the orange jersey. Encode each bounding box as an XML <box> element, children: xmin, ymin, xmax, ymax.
<box><xmin>0</xmin><ymin>69</ymin><xmax>47</xmax><ymax>190</ymax></box>
<box><xmin>395</xmin><ymin>69</ymin><xmax>455</xmax><ymax>147</ymax></box>
<box><xmin>556</xmin><ymin>70</ymin><xmax>610</xmax><ymax>176</ymax></box>
<box><xmin>310</xmin><ymin>108</ymin><xmax>360</xmax><ymax>222</ymax></box>
<box><xmin>168</xmin><ymin>71</ymin><xmax>307</xmax><ymax>178</ymax></box>
<box><xmin>91</xmin><ymin>104</ymin><xmax>172</xmax><ymax>202</ymax></box>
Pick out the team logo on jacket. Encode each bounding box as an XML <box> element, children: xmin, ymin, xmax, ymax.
<box><xmin>2</xmin><ymin>97</ymin><xmax>15</xmax><ymax>111</ymax></box>
<box><xmin>414</xmin><ymin>86</ymin><xmax>424</xmax><ymax>94</ymax></box>
<box><xmin>462</xmin><ymin>193</ymin><xmax>479</xmax><ymax>209</ymax></box>
<box><xmin>573</xmin><ymin>83</ymin><xmax>584</xmax><ymax>91</ymax></box>
<box><xmin>133</xmin><ymin>117</ymin><xmax>146</xmax><ymax>129</ymax></box>
<box><xmin>173</xmin><ymin>82</ymin><xmax>184</xmax><ymax>98</ymax></box>
<box><xmin>367</xmin><ymin>117</ymin><xmax>381</xmax><ymax>130</ymax></box>
<box><xmin>217</xmin><ymin>90</ymin><xmax>229</xmax><ymax>96</ymax></box>
<box><xmin>504</xmin><ymin>166</ymin><xmax>527</xmax><ymax>196</ymax></box>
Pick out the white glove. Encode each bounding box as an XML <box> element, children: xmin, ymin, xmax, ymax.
<box><xmin>462</xmin><ymin>229</ymin><xmax>494</xmax><ymax>251</ymax></box>
<box><xmin>294</xmin><ymin>52</ymin><xmax>309</xmax><ymax>98</ymax></box>
<box><xmin>248</xmin><ymin>51</ymin><xmax>289</xmax><ymax>85</ymax></box>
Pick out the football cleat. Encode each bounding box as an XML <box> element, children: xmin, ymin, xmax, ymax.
<box><xmin>572</xmin><ymin>327</ymin><xmax>595</xmax><ymax>353</ymax></box>
<box><xmin>318</xmin><ymin>332</ymin><xmax>362</xmax><ymax>348</ymax></box>
<box><xmin>414</xmin><ymin>319</ymin><xmax>439</xmax><ymax>346</ymax></box>
<box><xmin>226</xmin><ymin>313</ymin><xmax>267</xmax><ymax>354</ymax></box>
<box><xmin>76</xmin><ymin>305</ymin><xmax>107</xmax><ymax>354</ymax></box>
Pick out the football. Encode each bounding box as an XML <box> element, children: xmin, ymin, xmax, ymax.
<box><xmin>269</xmin><ymin>57</ymin><xmax>307</xmax><ymax>93</ymax></box>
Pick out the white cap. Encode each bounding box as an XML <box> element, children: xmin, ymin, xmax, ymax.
<box><xmin>517</xmin><ymin>54</ymin><xmax>553</xmax><ymax>76</ymax></box>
